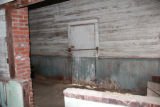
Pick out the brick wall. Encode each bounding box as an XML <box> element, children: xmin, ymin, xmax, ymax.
<box><xmin>11</xmin><ymin>7</ymin><xmax>33</xmax><ymax>107</ymax></box>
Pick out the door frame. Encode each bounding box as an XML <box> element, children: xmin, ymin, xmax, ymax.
<box><xmin>68</xmin><ymin>19</ymin><xmax>99</xmax><ymax>57</ymax></box>
<box><xmin>0</xmin><ymin>8</ymin><xmax>11</xmax><ymax>79</ymax></box>
<box><xmin>0</xmin><ymin>6</ymin><xmax>16</xmax><ymax>80</ymax></box>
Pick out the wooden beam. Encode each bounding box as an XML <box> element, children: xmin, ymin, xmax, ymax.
<box><xmin>15</xmin><ymin>0</ymin><xmax>44</xmax><ymax>8</ymax></box>
<box><xmin>5</xmin><ymin>6</ymin><xmax>16</xmax><ymax>79</ymax></box>
<box><xmin>0</xmin><ymin>0</ymin><xmax>44</xmax><ymax>9</ymax></box>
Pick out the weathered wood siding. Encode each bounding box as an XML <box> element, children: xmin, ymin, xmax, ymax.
<box><xmin>0</xmin><ymin>0</ymin><xmax>14</xmax><ymax>5</ymax></box>
<box><xmin>29</xmin><ymin>0</ymin><xmax>160</xmax><ymax>58</ymax></box>
<box><xmin>0</xmin><ymin>9</ymin><xmax>10</xmax><ymax>79</ymax></box>
<box><xmin>31</xmin><ymin>56</ymin><xmax>160</xmax><ymax>94</ymax></box>
<box><xmin>29</xmin><ymin>0</ymin><xmax>160</xmax><ymax>93</ymax></box>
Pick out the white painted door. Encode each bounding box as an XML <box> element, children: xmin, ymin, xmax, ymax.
<box><xmin>68</xmin><ymin>20</ymin><xmax>99</xmax><ymax>85</ymax></box>
<box><xmin>68</xmin><ymin>19</ymin><xmax>99</xmax><ymax>57</ymax></box>
<box><xmin>0</xmin><ymin>9</ymin><xmax>10</xmax><ymax>79</ymax></box>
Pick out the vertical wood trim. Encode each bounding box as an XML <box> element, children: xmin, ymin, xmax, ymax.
<box><xmin>94</xmin><ymin>21</ymin><xmax>99</xmax><ymax>57</ymax></box>
<box><xmin>5</xmin><ymin>6</ymin><xmax>16</xmax><ymax>79</ymax></box>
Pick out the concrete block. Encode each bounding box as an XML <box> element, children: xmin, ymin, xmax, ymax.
<box><xmin>64</xmin><ymin>88</ymin><xmax>160</xmax><ymax>107</ymax></box>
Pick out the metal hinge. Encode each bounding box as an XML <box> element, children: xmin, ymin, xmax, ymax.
<box><xmin>5</xmin><ymin>37</ymin><xmax>7</xmax><ymax>43</ymax></box>
<box><xmin>6</xmin><ymin>58</ymin><xmax>9</xmax><ymax>64</ymax></box>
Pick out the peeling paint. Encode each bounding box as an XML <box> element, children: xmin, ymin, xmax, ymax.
<box><xmin>31</xmin><ymin>56</ymin><xmax>160</xmax><ymax>94</ymax></box>
<box><xmin>15</xmin><ymin>55</ymin><xmax>26</xmax><ymax>61</ymax></box>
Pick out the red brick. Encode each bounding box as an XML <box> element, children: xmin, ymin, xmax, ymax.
<box><xmin>14</xmin><ymin>39</ymin><xmax>25</xmax><ymax>43</ymax></box>
<box><xmin>14</xmin><ymin>35</ymin><xmax>26</xmax><ymax>39</ymax></box>
<box><xmin>16</xmin><ymin>62</ymin><xmax>26</xmax><ymax>66</ymax></box>
<box><xmin>13</xmin><ymin>31</ymin><xmax>25</xmax><ymax>35</ymax></box>
<box><xmin>12</xmin><ymin>15</ymin><xmax>23</xmax><ymax>18</ymax></box>
<box><xmin>24</xmin><ymin>16</ymin><xmax>28</xmax><ymax>18</ymax></box>
<box><xmin>13</xmin><ymin>23</ymin><xmax>25</xmax><ymax>27</ymax></box>
<box><xmin>19</xmin><ymin>27</ymin><xmax>29</xmax><ymax>31</ymax></box>
<box><xmin>12</xmin><ymin>10</ymin><xmax>18</xmax><ymax>14</ymax></box>
<box><xmin>12</xmin><ymin>26</ymin><xmax>19</xmax><ymax>30</ymax></box>
<box><xmin>15</xmin><ymin>47</ymin><xmax>25</xmax><ymax>51</ymax></box>
<box><xmin>19</xmin><ymin>19</ymin><xmax>28</xmax><ymax>23</ymax></box>
<box><xmin>25</xmin><ymin>38</ymin><xmax>30</xmax><ymax>42</ymax></box>
<box><xmin>19</xmin><ymin>11</ymin><xmax>28</xmax><ymax>15</ymax></box>
<box><xmin>24</xmin><ymin>31</ymin><xmax>29</xmax><ymax>35</ymax></box>
<box><xmin>11</xmin><ymin>7</ymin><xmax>33</xmax><ymax>107</ymax></box>
<box><xmin>13</xmin><ymin>43</ymin><xmax>19</xmax><ymax>47</ymax></box>
<box><xmin>12</xmin><ymin>19</ymin><xmax>19</xmax><ymax>22</ymax></box>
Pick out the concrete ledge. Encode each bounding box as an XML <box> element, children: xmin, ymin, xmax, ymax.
<box><xmin>64</xmin><ymin>88</ymin><xmax>160</xmax><ymax>107</ymax></box>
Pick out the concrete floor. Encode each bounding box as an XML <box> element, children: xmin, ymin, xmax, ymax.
<box><xmin>33</xmin><ymin>79</ymin><xmax>73</xmax><ymax>107</ymax></box>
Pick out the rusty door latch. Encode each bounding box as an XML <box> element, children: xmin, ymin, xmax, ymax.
<box><xmin>68</xmin><ymin>47</ymin><xmax>99</xmax><ymax>52</ymax></box>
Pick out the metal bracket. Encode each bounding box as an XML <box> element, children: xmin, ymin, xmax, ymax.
<box><xmin>5</xmin><ymin>37</ymin><xmax>7</xmax><ymax>43</ymax></box>
<box><xmin>6</xmin><ymin>58</ymin><xmax>9</xmax><ymax>64</ymax></box>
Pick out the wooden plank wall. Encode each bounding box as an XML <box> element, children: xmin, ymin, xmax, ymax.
<box><xmin>29</xmin><ymin>0</ymin><xmax>160</xmax><ymax>58</ymax></box>
<box><xmin>0</xmin><ymin>9</ymin><xmax>10</xmax><ymax>79</ymax></box>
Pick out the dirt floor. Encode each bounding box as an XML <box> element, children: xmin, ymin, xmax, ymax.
<box><xmin>33</xmin><ymin>79</ymin><xmax>73</xmax><ymax>107</ymax></box>
<box><xmin>32</xmin><ymin>77</ymin><xmax>143</xmax><ymax>107</ymax></box>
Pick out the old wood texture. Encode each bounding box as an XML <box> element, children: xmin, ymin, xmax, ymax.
<box><xmin>5</xmin><ymin>7</ymin><xmax>16</xmax><ymax>79</ymax></box>
<box><xmin>68</xmin><ymin>19</ymin><xmax>99</xmax><ymax>57</ymax></box>
<box><xmin>0</xmin><ymin>0</ymin><xmax>14</xmax><ymax>5</ymax></box>
<box><xmin>14</xmin><ymin>0</ymin><xmax>44</xmax><ymax>8</ymax></box>
<box><xmin>0</xmin><ymin>9</ymin><xmax>10</xmax><ymax>79</ymax></box>
<box><xmin>29</xmin><ymin>0</ymin><xmax>160</xmax><ymax>58</ymax></box>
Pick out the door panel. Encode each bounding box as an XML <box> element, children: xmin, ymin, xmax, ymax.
<box><xmin>69</xmin><ymin>20</ymin><xmax>99</xmax><ymax>57</ymax></box>
<box><xmin>0</xmin><ymin>9</ymin><xmax>10</xmax><ymax>79</ymax></box>
<box><xmin>70</xmin><ymin>24</ymin><xmax>95</xmax><ymax>49</ymax></box>
<box><xmin>68</xmin><ymin>20</ymin><xmax>99</xmax><ymax>85</ymax></box>
<box><xmin>73</xmin><ymin>57</ymin><xmax>96</xmax><ymax>85</ymax></box>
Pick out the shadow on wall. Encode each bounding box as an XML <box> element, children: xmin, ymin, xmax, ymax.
<box><xmin>31</xmin><ymin>56</ymin><xmax>72</xmax><ymax>81</ymax></box>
